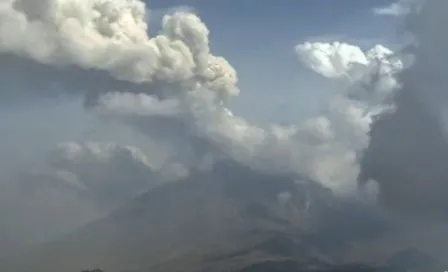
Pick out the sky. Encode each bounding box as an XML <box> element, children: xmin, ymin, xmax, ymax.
<box><xmin>148</xmin><ymin>0</ymin><xmax>401</xmax><ymax>124</ymax></box>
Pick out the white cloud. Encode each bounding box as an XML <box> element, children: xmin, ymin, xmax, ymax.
<box><xmin>372</xmin><ymin>0</ymin><xmax>418</xmax><ymax>16</ymax></box>
<box><xmin>292</xmin><ymin>41</ymin><xmax>403</xmax><ymax>194</ymax></box>
<box><xmin>295</xmin><ymin>41</ymin><xmax>370</xmax><ymax>80</ymax></box>
<box><xmin>0</xmin><ymin>0</ymin><xmax>421</xmax><ymax>253</ymax></box>
<box><xmin>296</xmin><ymin>41</ymin><xmax>402</xmax><ymax>107</ymax></box>
<box><xmin>0</xmin><ymin>0</ymin><xmax>404</xmax><ymax>199</ymax></box>
<box><xmin>0</xmin><ymin>0</ymin><xmax>239</xmax><ymax>100</ymax></box>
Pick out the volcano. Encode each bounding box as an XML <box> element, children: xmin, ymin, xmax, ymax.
<box><xmin>3</xmin><ymin>160</ymin><xmax>443</xmax><ymax>272</ymax></box>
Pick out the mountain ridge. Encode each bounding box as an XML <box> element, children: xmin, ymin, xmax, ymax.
<box><xmin>3</xmin><ymin>160</ymin><xmax>442</xmax><ymax>272</ymax></box>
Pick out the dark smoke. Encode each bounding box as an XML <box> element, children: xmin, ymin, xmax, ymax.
<box><xmin>359</xmin><ymin>0</ymin><xmax>448</xmax><ymax>221</ymax></box>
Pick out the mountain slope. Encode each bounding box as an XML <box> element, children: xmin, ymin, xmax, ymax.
<box><xmin>5</xmin><ymin>161</ymin><xmax>430</xmax><ymax>272</ymax></box>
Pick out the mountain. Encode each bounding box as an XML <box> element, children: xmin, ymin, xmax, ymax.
<box><xmin>0</xmin><ymin>142</ymin><xmax>162</xmax><ymax>255</ymax></box>
<box><xmin>4</xmin><ymin>160</ymin><xmax>442</xmax><ymax>272</ymax></box>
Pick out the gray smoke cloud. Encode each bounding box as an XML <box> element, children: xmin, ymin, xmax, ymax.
<box><xmin>295</xmin><ymin>0</ymin><xmax>448</xmax><ymax>222</ymax></box>
<box><xmin>0</xmin><ymin>0</ymin><xmax>403</xmax><ymax>205</ymax></box>
<box><xmin>0</xmin><ymin>0</ymin><xmax>236</xmax><ymax>252</ymax></box>
<box><xmin>295</xmin><ymin>41</ymin><xmax>402</xmax><ymax>197</ymax></box>
<box><xmin>0</xmin><ymin>0</ymin><xmax>238</xmax><ymax>100</ymax></box>
<box><xmin>0</xmin><ymin>0</ymin><xmax>392</xmax><ymax>196</ymax></box>
<box><xmin>360</xmin><ymin>0</ymin><xmax>448</xmax><ymax>222</ymax></box>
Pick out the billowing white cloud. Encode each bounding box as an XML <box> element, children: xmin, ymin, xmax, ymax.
<box><xmin>296</xmin><ymin>42</ymin><xmax>401</xmax><ymax>83</ymax></box>
<box><xmin>293</xmin><ymin>41</ymin><xmax>403</xmax><ymax>194</ymax></box>
<box><xmin>0</xmin><ymin>0</ymin><xmax>425</xmax><ymax>254</ymax></box>
<box><xmin>0</xmin><ymin>0</ymin><xmax>239</xmax><ymax>100</ymax></box>
<box><xmin>297</xmin><ymin>42</ymin><xmax>402</xmax><ymax>108</ymax></box>
<box><xmin>0</xmin><ymin>0</ymin><xmax>404</xmax><ymax>200</ymax></box>
<box><xmin>373</xmin><ymin>1</ymin><xmax>411</xmax><ymax>16</ymax></box>
<box><xmin>295</xmin><ymin>42</ymin><xmax>370</xmax><ymax>79</ymax></box>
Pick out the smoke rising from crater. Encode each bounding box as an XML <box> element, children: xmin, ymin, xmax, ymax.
<box><xmin>0</xmin><ymin>0</ymin><xmax>407</xmax><ymax>196</ymax></box>
<box><xmin>0</xmin><ymin>0</ymin><xmax>446</xmax><ymax>252</ymax></box>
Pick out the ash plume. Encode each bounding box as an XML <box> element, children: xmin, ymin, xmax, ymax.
<box><xmin>0</xmin><ymin>0</ymin><xmax>397</xmax><ymax>197</ymax></box>
<box><xmin>0</xmin><ymin>0</ymin><xmax>445</xmax><ymax>254</ymax></box>
<box><xmin>360</xmin><ymin>0</ymin><xmax>448</xmax><ymax>221</ymax></box>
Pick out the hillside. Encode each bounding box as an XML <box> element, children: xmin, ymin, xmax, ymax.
<box><xmin>4</xmin><ymin>161</ymin><xmax>442</xmax><ymax>272</ymax></box>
